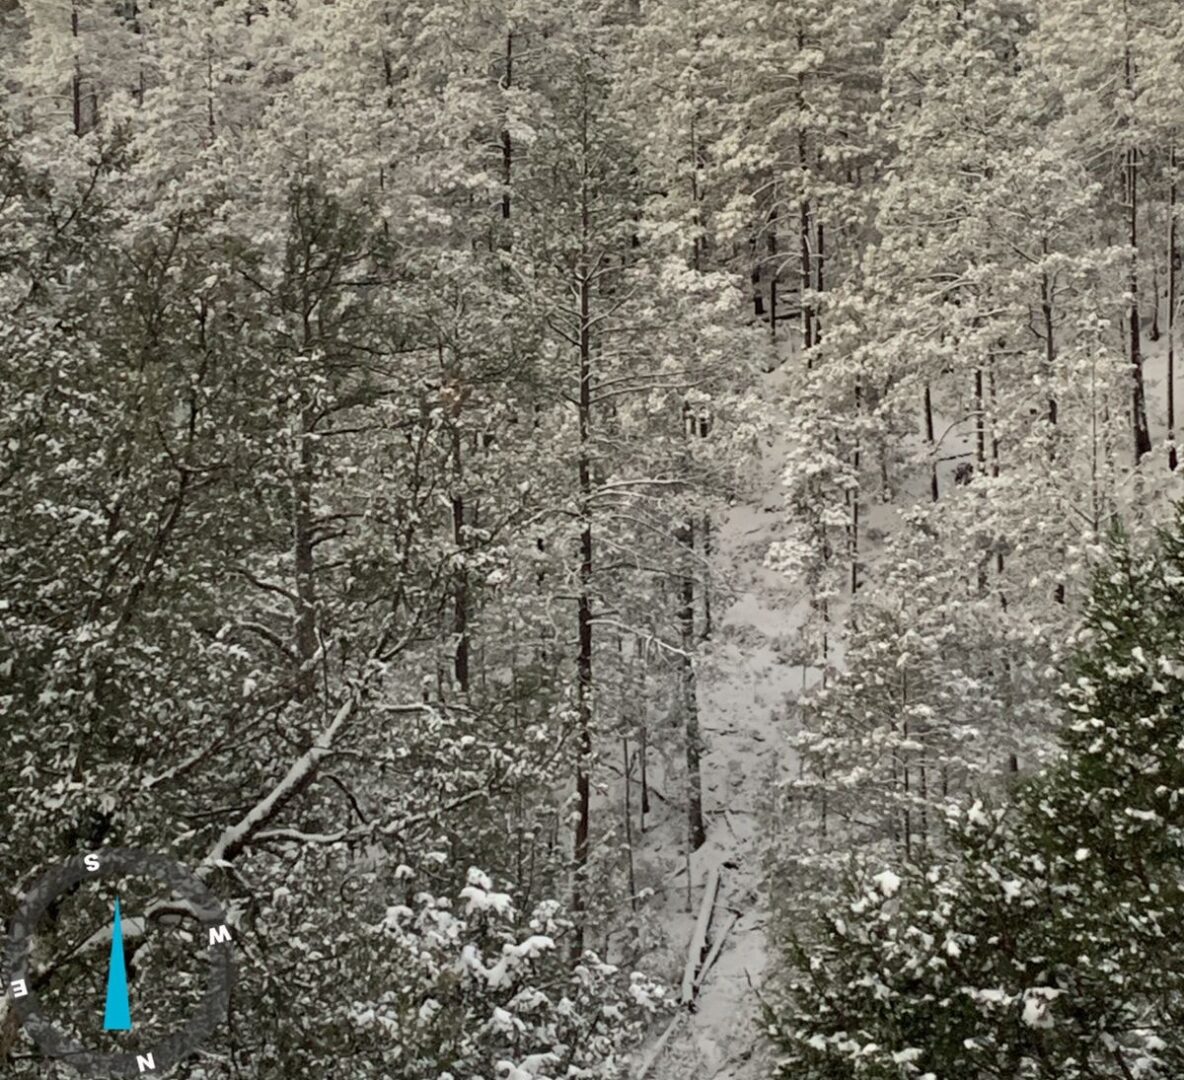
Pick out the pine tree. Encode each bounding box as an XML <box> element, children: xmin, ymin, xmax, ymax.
<box><xmin>768</xmin><ymin>507</ymin><xmax>1184</xmax><ymax>1080</ymax></box>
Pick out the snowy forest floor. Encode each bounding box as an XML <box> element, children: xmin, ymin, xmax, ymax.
<box><xmin>630</xmin><ymin>367</ymin><xmax>808</xmax><ymax>1080</ymax></box>
<box><xmin>635</xmin><ymin>314</ymin><xmax>1184</xmax><ymax>1078</ymax></box>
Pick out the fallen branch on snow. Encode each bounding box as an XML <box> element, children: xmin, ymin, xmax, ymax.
<box><xmin>681</xmin><ymin>863</ymin><xmax>720</xmax><ymax>1006</ymax></box>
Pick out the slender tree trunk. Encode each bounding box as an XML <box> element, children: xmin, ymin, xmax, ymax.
<box><xmin>701</xmin><ymin>515</ymin><xmax>712</xmax><ymax>640</ymax></box>
<box><xmin>975</xmin><ymin>368</ymin><xmax>985</xmax><ymax>470</ymax></box>
<box><xmin>638</xmin><ymin>647</ymin><xmax>650</xmax><ymax>825</ymax></box>
<box><xmin>1128</xmin><ymin>143</ymin><xmax>1152</xmax><ymax>462</ymax></box>
<box><xmin>988</xmin><ymin>360</ymin><xmax>1004</xmax><ymax>580</ymax></box>
<box><xmin>750</xmin><ymin>238</ymin><xmax>764</xmax><ymax>320</ymax></box>
<box><xmin>814</xmin><ymin>220</ymin><xmax>824</xmax><ymax>343</ymax></box>
<box><xmin>924</xmin><ymin>383</ymin><xmax>938</xmax><ymax>502</ymax></box>
<box><xmin>796</xmin><ymin>28</ymin><xmax>812</xmax><ymax>354</ymax></box>
<box><xmin>678</xmin><ymin>519</ymin><xmax>707</xmax><ymax>853</ymax></box>
<box><xmin>799</xmin><ymin>194</ymin><xmax>812</xmax><ymax>351</ymax></box>
<box><xmin>451</xmin><ymin>429</ymin><xmax>470</xmax><ymax>695</ymax></box>
<box><xmin>1123</xmin><ymin>27</ymin><xmax>1152</xmax><ymax>462</ymax></box>
<box><xmin>501</xmin><ymin>32</ymin><xmax>514</xmax><ymax>224</ymax></box>
<box><xmin>622</xmin><ymin>737</ymin><xmax>637</xmax><ymax>912</ymax></box>
<box><xmin>1169</xmin><ymin>146</ymin><xmax>1178</xmax><ymax>471</ymax></box>
<box><xmin>71</xmin><ymin>2</ymin><xmax>83</xmax><ymax>136</ymax></box>
<box><xmin>1040</xmin><ymin>244</ymin><xmax>1058</xmax><ymax>434</ymax></box>
<box><xmin>571</xmin><ymin>143</ymin><xmax>594</xmax><ymax>959</ymax></box>
<box><xmin>768</xmin><ymin>205</ymin><xmax>779</xmax><ymax>342</ymax></box>
<box><xmin>851</xmin><ymin>382</ymin><xmax>861</xmax><ymax>593</ymax></box>
<box><xmin>1040</xmin><ymin>242</ymin><xmax>1066</xmax><ymax>604</ymax></box>
<box><xmin>293</xmin><ymin>402</ymin><xmax>318</xmax><ymax>704</ymax></box>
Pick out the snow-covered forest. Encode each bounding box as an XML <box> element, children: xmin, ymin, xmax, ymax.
<box><xmin>2</xmin><ymin>0</ymin><xmax>1184</xmax><ymax>1077</ymax></box>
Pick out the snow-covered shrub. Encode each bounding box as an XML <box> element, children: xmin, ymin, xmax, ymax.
<box><xmin>346</xmin><ymin>868</ymin><xmax>669</xmax><ymax>1079</ymax></box>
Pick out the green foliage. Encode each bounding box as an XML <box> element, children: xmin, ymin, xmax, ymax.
<box><xmin>768</xmin><ymin>510</ymin><xmax>1184</xmax><ymax>1079</ymax></box>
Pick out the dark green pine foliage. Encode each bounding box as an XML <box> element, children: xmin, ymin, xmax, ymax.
<box><xmin>767</xmin><ymin>509</ymin><xmax>1184</xmax><ymax>1079</ymax></box>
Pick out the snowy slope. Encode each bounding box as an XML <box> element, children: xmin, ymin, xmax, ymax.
<box><xmin>635</xmin><ymin>308</ymin><xmax>1184</xmax><ymax>1079</ymax></box>
<box><xmin>631</xmin><ymin>369</ymin><xmax>813</xmax><ymax>1080</ymax></box>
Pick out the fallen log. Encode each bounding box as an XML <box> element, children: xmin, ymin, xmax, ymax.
<box><xmin>680</xmin><ymin>863</ymin><xmax>720</xmax><ymax>1005</ymax></box>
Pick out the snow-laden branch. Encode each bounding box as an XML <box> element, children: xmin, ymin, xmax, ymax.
<box><xmin>204</xmin><ymin>696</ymin><xmax>357</xmax><ymax>868</ymax></box>
<box><xmin>252</xmin><ymin>789</ymin><xmax>486</xmax><ymax>848</ymax></box>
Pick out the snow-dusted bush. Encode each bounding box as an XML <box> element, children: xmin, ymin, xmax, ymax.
<box><xmin>347</xmin><ymin>868</ymin><xmax>668</xmax><ymax>1079</ymax></box>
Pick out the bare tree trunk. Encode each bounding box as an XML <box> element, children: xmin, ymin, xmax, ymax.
<box><xmin>796</xmin><ymin>28</ymin><xmax>813</xmax><ymax>354</ymax></box>
<box><xmin>1040</xmin><ymin>242</ymin><xmax>1058</xmax><ymax>434</ymax></box>
<box><xmin>571</xmin><ymin>155</ymin><xmax>594</xmax><ymax>960</ymax></box>
<box><xmin>294</xmin><ymin>402</ymin><xmax>318</xmax><ymax>704</ymax></box>
<box><xmin>451</xmin><ymin>428</ymin><xmax>470</xmax><ymax>695</ymax></box>
<box><xmin>851</xmin><ymin>382</ymin><xmax>860</xmax><ymax>593</ymax></box>
<box><xmin>924</xmin><ymin>383</ymin><xmax>939</xmax><ymax>502</ymax></box>
<box><xmin>768</xmin><ymin>205</ymin><xmax>779</xmax><ymax>343</ymax></box>
<box><xmin>750</xmin><ymin>236</ymin><xmax>765</xmax><ymax>320</ymax></box>
<box><xmin>1169</xmin><ymin>146</ymin><xmax>1178</xmax><ymax>471</ymax></box>
<box><xmin>799</xmin><ymin>194</ymin><xmax>812</xmax><ymax>352</ymax></box>
<box><xmin>988</xmin><ymin>359</ymin><xmax>1004</xmax><ymax>580</ymax></box>
<box><xmin>815</xmin><ymin>220</ymin><xmax>824</xmax><ymax>343</ymax></box>
<box><xmin>701</xmin><ymin>515</ymin><xmax>713</xmax><ymax>640</ymax></box>
<box><xmin>1128</xmin><ymin>143</ymin><xmax>1152</xmax><ymax>462</ymax></box>
<box><xmin>975</xmin><ymin>368</ymin><xmax>985</xmax><ymax>470</ymax></box>
<box><xmin>501</xmin><ymin>32</ymin><xmax>514</xmax><ymax>224</ymax></box>
<box><xmin>71</xmin><ymin>1</ymin><xmax>83</xmax><ymax>136</ymax></box>
<box><xmin>1122</xmin><ymin>24</ymin><xmax>1152</xmax><ymax>462</ymax></box>
<box><xmin>678</xmin><ymin>519</ymin><xmax>707</xmax><ymax>853</ymax></box>
<box><xmin>1040</xmin><ymin>240</ymin><xmax>1066</xmax><ymax>604</ymax></box>
<box><xmin>622</xmin><ymin>737</ymin><xmax>637</xmax><ymax>912</ymax></box>
<box><xmin>638</xmin><ymin>682</ymin><xmax>650</xmax><ymax>827</ymax></box>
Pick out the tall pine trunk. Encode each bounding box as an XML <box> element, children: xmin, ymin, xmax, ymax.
<box><xmin>678</xmin><ymin>518</ymin><xmax>706</xmax><ymax>853</ymax></box>
<box><xmin>1123</xmin><ymin>26</ymin><xmax>1151</xmax><ymax>462</ymax></box>
<box><xmin>1128</xmin><ymin>144</ymin><xmax>1152</xmax><ymax>462</ymax></box>
<box><xmin>1169</xmin><ymin>146</ymin><xmax>1178</xmax><ymax>471</ymax></box>
<box><xmin>571</xmin><ymin>154</ymin><xmax>594</xmax><ymax>961</ymax></box>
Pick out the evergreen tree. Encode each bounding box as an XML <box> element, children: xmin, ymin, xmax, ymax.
<box><xmin>768</xmin><ymin>507</ymin><xmax>1184</xmax><ymax>1079</ymax></box>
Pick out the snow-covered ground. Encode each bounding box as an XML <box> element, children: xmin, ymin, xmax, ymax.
<box><xmin>634</xmin><ymin>308</ymin><xmax>1184</xmax><ymax>1078</ymax></box>
<box><xmin>629</xmin><ymin>369</ymin><xmax>809</xmax><ymax>1080</ymax></box>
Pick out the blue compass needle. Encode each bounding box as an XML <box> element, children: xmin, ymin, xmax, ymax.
<box><xmin>102</xmin><ymin>897</ymin><xmax>132</xmax><ymax>1031</ymax></box>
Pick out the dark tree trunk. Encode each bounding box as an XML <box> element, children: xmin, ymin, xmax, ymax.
<box><xmin>1123</xmin><ymin>28</ymin><xmax>1152</xmax><ymax>462</ymax></box>
<box><xmin>571</xmin><ymin>165</ymin><xmax>594</xmax><ymax>959</ymax></box>
<box><xmin>678</xmin><ymin>519</ymin><xmax>707</xmax><ymax>853</ymax></box>
<box><xmin>767</xmin><ymin>205</ymin><xmax>779</xmax><ymax>342</ymax></box>
<box><xmin>975</xmin><ymin>368</ymin><xmax>985</xmax><ymax>470</ymax></box>
<box><xmin>1128</xmin><ymin>144</ymin><xmax>1152</xmax><ymax>462</ymax></box>
<box><xmin>924</xmin><ymin>383</ymin><xmax>938</xmax><ymax>502</ymax></box>
<box><xmin>501</xmin><ymin>33</ymin><xmax>513</xmax><ymax>223</ymax></box>
<box><xmin>1169</xmin><ymin>146</ymin><xmax>1178</xmax><ymax>471</ymax></box>
<box><xmin>451</xmin><ymin>430</ymin><xmax>470</xmax><ymax>695</ymax></box>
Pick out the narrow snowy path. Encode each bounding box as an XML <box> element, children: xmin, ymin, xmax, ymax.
<box><xmin>640</xmin><ymin>371</ymin><xmax>812</xmax><ymax>1080</ymax></box>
